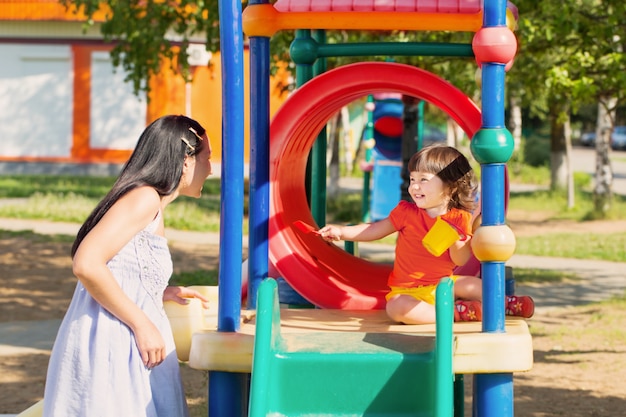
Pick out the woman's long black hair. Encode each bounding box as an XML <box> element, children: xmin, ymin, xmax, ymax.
<box><xmin>71</xmin><ymin>115</ymin><xmax>206</xmax><ymax>257</ymax></box>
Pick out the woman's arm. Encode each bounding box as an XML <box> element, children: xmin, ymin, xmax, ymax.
<box><xmin>72</xmin><ymin>187</ymin><xmax>166</xmax><ymax>368</ymax></box>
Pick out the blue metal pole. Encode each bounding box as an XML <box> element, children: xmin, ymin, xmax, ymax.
<box><xmin>474</xmin><ymin>0</ymin><xmax>515</xmax><ymax>416</ymax></box>
<box><xmin>209</xmin><ymin>1</ymin><xmax>246</xmax><ymax>416</ymax></box>
<box><xmin>216</xmin><ymin>0</ymin><xmax>244</xmax><ymax>337</ymax></box>
<box><xmin>480</xmin><ymin>164</ymin><xmax>506</xmax><ymax>226</ymax></box>
<box><xmin>481</xmin><ymin>64</ymin><xmax>506</xmax><ymax>128</ymax></box>
<box><xmin>247</xmin><ymin>33</ymin><xmax>270</xmax><ymax>309</ymax></box>
<box><xmin>474</xmin><ymin>374</ymin><xmax>514</xmax><ymax>417</ymax></box>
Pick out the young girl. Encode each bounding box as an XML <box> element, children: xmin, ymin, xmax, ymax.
<box><xmin>319</xmin><ymin>145</ymin><xmax>534</xmax><ymax>324</ymax></box>
<box><xmin>43</xmin><ymin>115</ymin><xmax>212</xmax><ymax>417</ymax></box>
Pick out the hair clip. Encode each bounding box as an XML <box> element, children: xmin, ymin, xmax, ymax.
<box><xmin>188</xmin><ymin>127</ymin><xmax>203</xmax><ymax>141</ymax></box>
<box><xmin>180</xmin><ymin>136</ymin><xmax>195</xmax><ymax>152</ymax></box>
<box><xmin>180</xmin><ymin>127</ymin><xmax>203</xmax><ymax>152</ymax></box>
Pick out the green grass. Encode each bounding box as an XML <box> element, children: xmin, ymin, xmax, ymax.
<box><xmin>170</xmin><ymin>270</ymin><xmax>219</xmax><ymax>287</ymax></box>
<box><xmin>511</xmin><ymin>268</ymin><xmax>580</xmax><ymax>284</ymax></box>
<box><xmin>1</xmin><ymin>173</ymin><xmax>626</xmax><ymax>264</ymax></box>
<box><xmin>0</xmin><ymin>228</ymin><xmax>75</xmax><ymax>243</ymax></box>
<box><xmin>515</xmin><ymin>232</ymin><xmax>626</xmax><ymax>263</ymax></box>
<box><xmin>0</xmin><ymin>175</ymin><xmax>231</xmax><ymax>232</ymax></box>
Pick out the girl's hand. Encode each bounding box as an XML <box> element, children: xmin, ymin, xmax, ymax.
<box><xmin>164</xmin><ymin>286</ymin><xmax>210</xmax><ymax>309</ymax></box>
<box><xmin>318</xmin><ymin>225</ymin><xmax>342</xmax><ymax>242</ymax></box>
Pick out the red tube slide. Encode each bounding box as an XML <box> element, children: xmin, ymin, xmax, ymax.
<box><xmin>269</xmin><ymin>62</ymin><xmax>481</xmax><ymax>309</ymax></box>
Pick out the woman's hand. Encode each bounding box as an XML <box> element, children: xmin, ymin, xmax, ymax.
<box><xmin>163</xmin><ymin>286</ymin><xmax>210</xmax><ymax>309</ymax></box>
<box><xmin>133</xmin><ymin>319</ymin><xmax>166</xmax><ymax>369</ymax></box>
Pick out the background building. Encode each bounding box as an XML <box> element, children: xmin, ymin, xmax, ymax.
<box><xmin>0</xmin><ymin>0</ymin><xmax>288</xmax><ymax>174</ymax></box>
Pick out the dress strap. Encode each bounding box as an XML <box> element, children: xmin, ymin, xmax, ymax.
<box><xmin>144</xmin><ymin>210</ymin><xmax>162</xmax><ymax>234</ymax></box>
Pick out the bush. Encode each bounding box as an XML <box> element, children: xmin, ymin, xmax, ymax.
<box><xmin>522</xmin><ymin>134</ymin><xmax>551</xmax><ymax>167</ymax></box>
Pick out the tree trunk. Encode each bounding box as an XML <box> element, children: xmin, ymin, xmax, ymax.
<box><xmin>564</xmin><ymin>114</ymin><xmax>574</xmax><ymax>208</ymax></box>
<box><xmin>549</xmin><ymin>102</ymin><xmax>569</xmax><ymax>190</ymax></box>
<box><xmin>593</xmin><ymin>100</ymin><xmax>614</xmax><ymax>217</ymax></box>
<box><xmin>327</xmin><ymin>112</ymin><xmax>341</xmax><ymax>198</ymax></box>
<box><xmin>509</xmin><ymin>95</ymin><xmax>522</xmax><ymax>152</ymax></box>
<box><xmin>340</xmin><ymin>106</ymin><xmax>353</xmax><ymax>175</ymax></box>
<box><xmin>400</xmin><ymin>95</ymin><xmax>419</xmax><ymax>202</ymax></box>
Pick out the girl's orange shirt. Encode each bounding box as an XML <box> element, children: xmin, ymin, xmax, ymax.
<box><xmin>387</xmin><ymin>200</ymin><xmax>472</xmax><ymax>288</ymax></box>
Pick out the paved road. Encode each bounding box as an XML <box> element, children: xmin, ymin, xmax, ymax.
<box><xmin>572</xmin><ymin>145</ymin><xmax>626</xmax><ymax>195</ymax></box>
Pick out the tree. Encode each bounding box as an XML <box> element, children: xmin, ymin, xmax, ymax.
<box><xmin>512</xmin><ymin>0</ymin><xmax>626</xmax><ymax>216</ymax></box>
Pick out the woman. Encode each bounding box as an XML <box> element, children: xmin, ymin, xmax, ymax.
<box><xmin>44</xmin><ymin>115</ymin><xmax>212</xmax><ymax>416</ymax></box>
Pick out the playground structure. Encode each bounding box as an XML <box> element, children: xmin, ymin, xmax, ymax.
<box><xmin>361</xmin><ymin>93</ymin><xmax>448</xmax><ymax>223</ymax></box>
<box><xmin>185</xmin><ymin>1</ymin><xmax>531</xmax><ymax>417</ymax></box>
<box><xmin>362</xmin><ymin>93</ymin><xmax>405</xmax><ymax>222</ymax></box>
<box><xmin>15</xmin><ymin>1</ymin><xmax>529</xmax><ymax>416</ymax></box>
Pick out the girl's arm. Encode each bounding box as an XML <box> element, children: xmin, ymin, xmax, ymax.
<box><xmin>448</xmin><ymin>236</ymin><xmax>473</xmax><ymax>266</ymax></box>
<box><xmin>72</xmin><ymin>187</ymin><xmax>166</xmax><ymax>368</ymax></box>
<box><xmin>319</xmin><ymin>218</ymin><xmax>396</xmax><ymax>242</ymax></box>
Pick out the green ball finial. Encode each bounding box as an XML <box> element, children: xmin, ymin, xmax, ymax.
<box><xmin>470</xmin><ymin>128</ymin><xmax>514</xmax><ymax>164</ymax></box>
<box><xmin>290</xmin><ymin>38</ymin><xmax>319</xmax><ymax>65</ymax></box>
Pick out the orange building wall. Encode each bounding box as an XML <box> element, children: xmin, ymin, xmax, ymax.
<box><xmin>150</xmin><ymin>50</ymin><xmax>290</xmax><ymax>166</ymax></box>
<box><xmin>1</xmin><ymin>1</ymin><xmax>290</xmax><ymax>165</ymax></box>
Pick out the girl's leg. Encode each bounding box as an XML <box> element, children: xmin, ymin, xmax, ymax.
<box><xmin>455</xmin><ymin>275</ymin><xmax>535</xmax><ymax>318</ymax></box>
<box><xmin>386</xmin><ymin>294</ymin><xmax>436</xmax><ymax>324</ymax></box>
<box><xmin>454</xmin><ymin>275</ymin><xmax>482</xmax><ymax>301</ymax></box>
<box><xmin>454</xmin><ymin>275</ymin><xmax>483</xmax><ymax>321</ymax></box>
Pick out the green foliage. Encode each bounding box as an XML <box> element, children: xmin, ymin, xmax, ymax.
<box><xmin>170</xmin><ymin>269</ymin><xmax>219</xmax><ymax>287</ymax></box>
<box><xmin>521</xmin><ymin>134</ymin><xmax>551</xmax><ymax>168</ymax></box>
<box><xmin>508</xmin><ymin>163</ymin><xmax>550</xmax><ymax>186</ymax></box>
<box><xmin>325</xmin><ymin>192</ymin><xmax>363</xmax><ymax>224</ymax></box>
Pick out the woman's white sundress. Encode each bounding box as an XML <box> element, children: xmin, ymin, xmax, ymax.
<box><xmin>43</xmin><ymin>212</ymin><xmax>189</xmax><ymax>417</ymax></box>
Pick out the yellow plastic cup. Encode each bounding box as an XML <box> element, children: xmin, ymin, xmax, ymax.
<box><xmin>422</xmin><ymin>217</ymin><xmax>461</xmax><ymax>257</ymax></box>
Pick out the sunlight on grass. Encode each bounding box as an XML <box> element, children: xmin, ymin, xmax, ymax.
<box><xmin>0</xmin><ymin>229</ymin><xmax>74</xmax><ymax>243</ymax></box>
<box><xmin>515</xmin><ymin>233</ymin><xmax>626</xmax><ymax>262</ymax></box>
<box><xmin>1</xmin><ymin>174</ymin><xmax>626</xmax><ymax>262</ymax></box>
<box><xmin>0</xmin><ymin>193</ymin><xmax>97</xmax><ymax>223</ymax></box>
<box><xmin>166</xmin><ymin>200</ymin><xmax>224</xmax><ymax>232</ymax></box>
<box><xmin>170</xmin><ymin>270</ymin><xmax>219</xmax><ymax>287</ymax></box>
<box><xmin>0</xmin><ymin>175</ymin><xmax>115</xmax><ymax>198</ymax></box>
<box><xmin>511</xmin><ymin>268</ymin><xmax>580</xmax><ymax>284</ymax></box>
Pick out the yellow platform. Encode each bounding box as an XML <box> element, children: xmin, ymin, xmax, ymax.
<box><xmin>187</xmin><ymin>307</ymin><xmax>533</xmax><ymax>375</ymax></box>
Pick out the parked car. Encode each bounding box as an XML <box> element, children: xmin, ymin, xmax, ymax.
<box><xmin>580</xmin><ymin>131</ymin><xmax>596</xmax><ymax>146</ymax></box>
<box><xmin>579</xmin><ymin>126</ymin><xmax>626</xmax><ymax>150</ymax></box>
<box><xmin>611</xmin><ymin>126</ymin><xmax>626</xmax><ymax>150</ymax></box>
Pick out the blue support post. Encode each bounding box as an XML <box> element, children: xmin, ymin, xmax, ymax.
<box><xmin>247</xmin><ymin>31</ymin><xmax>271</xmax><ymax>309</ymax></box>
<box><xmin>474</xmin><ymin>0</ymin><xmax>515</xmax><ymax>416</ymax></box>
<box><xmin>210</xmin><ymin>1</ymin><xmax>247</xmax><ymax>416</ymax></box>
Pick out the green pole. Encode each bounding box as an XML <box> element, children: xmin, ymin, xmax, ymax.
<box><xmin>362</xmin><ymin>95</ymin><xmax>375</xmax><ymax>223</ymax></box>
<box><xmin>417</xmin><ymin>100</ymin><xmax>425</xmax><ymax>150</ymax></box>
<box><xmin>310</xmin><ymin>29</ymin><xmax>327</xmax><ymax>228</ymax></box>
